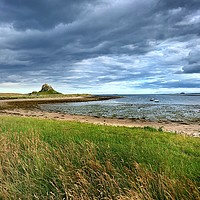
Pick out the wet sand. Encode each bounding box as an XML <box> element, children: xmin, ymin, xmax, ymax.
<box><xmin>0</xmin><ymin>97</ymin><xmax>199</xmax><ymax>137</ymax></box>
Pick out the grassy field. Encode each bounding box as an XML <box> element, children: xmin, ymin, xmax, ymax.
<box><xmin>0</xmin><ymin>116</ymin><xmax>199</xmax><ymax>199</ymax></box>
<box><xmin>0</xmin><ymin>93</ymin><xmax>91</xmax><ymax>100</ymax></box>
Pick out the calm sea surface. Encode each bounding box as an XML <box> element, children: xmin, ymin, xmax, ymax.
<box><xmin>41</xmin><ymin>94</ymin><xmax>200</xmax><ymax>122</ymax></box>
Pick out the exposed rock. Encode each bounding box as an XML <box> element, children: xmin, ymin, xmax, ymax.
<box><xmin>192</xmin><ymin>132</ymin><xmax>200</xmax><ymax>137</ymax></box>
<box><xmin>30</xmin><ymin>83</ymin><xmax>60</xmax><ymax>95</ymax></box>
<box><xmin>40</xmin><ymin>83</ymin><xmax>54</xmax><ymax>92</ymax></box>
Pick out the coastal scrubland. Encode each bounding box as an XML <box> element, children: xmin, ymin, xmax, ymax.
<box><xmin>0</xmin><ymin>116</ymin><xmax>199</xmax><ymax>199</ymax></box>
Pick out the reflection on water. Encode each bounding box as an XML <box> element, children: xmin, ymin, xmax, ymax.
<box><xmin>41</xmin><ymin>94</ymin><xmax>200</xmax><ymax>122</ymax></box>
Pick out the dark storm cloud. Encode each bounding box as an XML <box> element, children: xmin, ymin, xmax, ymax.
<box><xmin>0</xmin><ymin>0</ymin><xmax>200</xmax><ymax>93</ymax></box>
<box><xmin>159</xmin><ymin>0</ymin><xmax>200</xmax><ymax>10</ymax></box>
<box><xmin>182</xmin><ymin>65</ymin><xmax>200</xmax><ymax>73</ymax></box>
<box><xmin>179</xmin><ymin>50</ymin><xmax>200</xmax><ymax>74</ymax></box>
<box><xmin>0</xmin><ymin>0</ymin><xmax>94</xmax><ymax>30</ymax></box>
<box><xmin>134</xmin><ymin>78</ymin><xmax>200</xmax><ymax>91</ymax></box>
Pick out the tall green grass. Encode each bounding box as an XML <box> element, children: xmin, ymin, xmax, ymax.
<box><xmin>0</xmin><ymin>116</ymin><xmax>199</xmax><ymax>199</ymax></box>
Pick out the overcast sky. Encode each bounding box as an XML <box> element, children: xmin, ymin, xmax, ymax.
<box><xmin>0</xmin><ymin>0</ymin><xmax>200</xmax><ymax>94</ymax></box>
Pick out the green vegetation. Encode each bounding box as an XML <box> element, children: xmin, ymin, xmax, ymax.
<box><xmin>0</xmin><ymin>93</ymin><xmax>91</xmax><ymax>100</ymax></box>
<box><xmin>0</xmin><ymin>93</ymin><xmax>27</xmax><ymax>100</ymax></box>
<box><xmin>0</xmin><ymin>116</ymin><xmax>199</xmax><ymax>199</ymax></box>
<box><xmin>0</xmin><ymin>83</ymin><xmax>91</xmax><ymax>99</ymax></box>
<box><xmin>31</xmin><ymin>90</ymin><xmax>61</xmax><ymax>95</ymax></box>
<box><xmin>31</xmin><ymin>83</ymin><xmax>61</xmax><ymax>95</ymax></box>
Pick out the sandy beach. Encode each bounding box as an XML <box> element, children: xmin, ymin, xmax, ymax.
<box><xmin>0</xmin><ymin>97</ymin><xmax>199</xmax><ymax>137</ymax></box>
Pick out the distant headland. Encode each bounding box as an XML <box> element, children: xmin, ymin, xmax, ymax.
<box><xmin>30</xmin><ymin>83</ymin><xmax>61</xmax><ymax>95</ymax></box>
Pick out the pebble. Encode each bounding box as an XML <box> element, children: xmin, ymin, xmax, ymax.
<box><xmin>192</xmin><ymin>132</ymin><xmax>200</xmax><ymax>137</ymax></box>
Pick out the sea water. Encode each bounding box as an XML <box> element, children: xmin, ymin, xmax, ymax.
<box><xmin>41</xmin><ymin>94</ymin><xmax>200</xmax><ymax>122</ymax></box>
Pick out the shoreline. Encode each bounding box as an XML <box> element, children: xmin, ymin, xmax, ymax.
<box><xmin>0</xmin><ymin>96</ymin><xmax>199</xmax><ymax>137</ymax></box>
<box><xmin>0</xmin><ymin>95</ymin><xmax>119</xmax><ymax>110</ymax></box>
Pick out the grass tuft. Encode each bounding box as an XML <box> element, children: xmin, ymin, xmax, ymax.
<box><xmin>0</xmin><ymin>116</ymin><xmax>199</xmax><ymax>199</ymax></box>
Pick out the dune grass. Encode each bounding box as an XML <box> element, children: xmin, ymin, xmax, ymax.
<box><xmin>0</xmin><ymin>116</ymin><xmax>199</xmax><ymax>199</ymax></box>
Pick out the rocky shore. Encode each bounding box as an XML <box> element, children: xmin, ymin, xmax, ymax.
<box><xmin>0</xmin><ymin>96</ymin><xmax>199</xmax><ymax>137</ymax></box>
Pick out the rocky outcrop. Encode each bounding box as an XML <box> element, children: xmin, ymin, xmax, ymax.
<box><xmin>30</xmin><ymin>83</ymin><xmax>61</xmax><ymax>95</ymax></box>
<box><xmin>40</xmin><ymin>83</ymin><xmax>54</xmax><ymax>92</ymax></box>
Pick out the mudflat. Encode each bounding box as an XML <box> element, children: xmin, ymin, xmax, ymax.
<box><xmin>0</xmin><ymin>97</ymin><xmax>199</xmax><ymax>137</ymax></box>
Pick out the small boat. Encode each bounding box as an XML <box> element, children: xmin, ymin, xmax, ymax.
<box><xmin>154</xmin><ymin>99</ymin><xmax>159</xmax><ymax>102</ymax></box>
<box><xmin>150</xmin><ymin>98</ymin><xmax>154</xmax><ymax>101</ymax></box>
